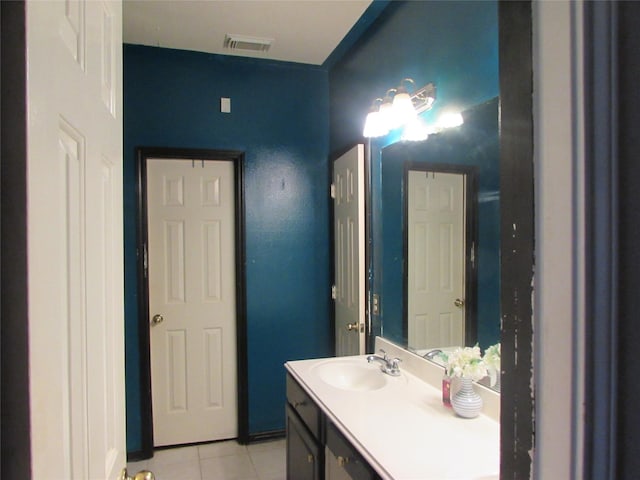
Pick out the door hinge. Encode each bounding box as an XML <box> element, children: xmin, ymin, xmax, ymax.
<box><xmin>143</xmin><ymin>243</ymin><xmax>148</xmax><ymax>278</ymax></box>
<box><xmin>330</xmin><ymin>183</ymin><xmax>336</xmax><ymax>199</ymax></box>
<box><xmin>331</xmin><ymin>285</ymin><xmax>337</xmax><ymax>300</ymax></box>
<box><xmin>470</xmin><ymin>241</ymin><xmax>476</xmax><ymax>267</ymax></box>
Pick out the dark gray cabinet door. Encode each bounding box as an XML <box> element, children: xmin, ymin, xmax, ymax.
<box><xmin>286</xmin><ymin>403</ymin><xmax>322</xmax><ymax>480</ymax></box>
<box><xmin>326</xmin><ymin>422</ymin><xmax>379</xmax><ymax>480</ymax></box>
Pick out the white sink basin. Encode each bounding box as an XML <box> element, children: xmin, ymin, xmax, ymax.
<box><xmin>311</xmin><ymin>358</ymin><xmax>388</xmax><ymax>391</ymax></box>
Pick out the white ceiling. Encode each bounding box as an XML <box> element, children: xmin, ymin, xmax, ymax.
<box><xmin>123</xmin><ymin>1</ymin><xmax>373</xmax><ymax>66</ymax></box>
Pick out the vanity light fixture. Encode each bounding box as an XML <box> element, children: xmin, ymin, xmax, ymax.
<box><xmin>391</xmin><ymin>78</ymin><xmax>418</xmax><ymax>122</ymax></box>
<box><xmin>401</xmin><ymin>117</ymin><xmax>431</xmax><ymax>142</ymax></box>
<box><xmin>401</xmin><ymin>110</ymin><xmax>465</xmax><ymax>142</ymax></box>
<box><xmin>437</xmin><ymin>111</ymin><xmax>464</xmax><ymax>129</ymax></box>
<box><xmin>379</xmin><ymin>89</ymin><xmax>399</xmax><ymax>129</ymax></box>
<box><xmin>363</xmin><ymin>80</ymin><xmax>436</xmax><ymax>138</ymax></box>
<box><xmin>362</xmin><ymin>98</ymin><xmax>389</xmax><ymax>138</ymax></box>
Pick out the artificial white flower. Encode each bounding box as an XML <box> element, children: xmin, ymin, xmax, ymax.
<box><xmin>483</xmin><ymin>343</ymin><xmax>501</xmax><ymax>386</ymax></box>
<box><xmin>441</xmin><ymin>345</ymin><xmax>487</xmax><ymax>382</ymax></box>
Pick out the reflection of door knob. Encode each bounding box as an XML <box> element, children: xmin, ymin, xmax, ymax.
<box><xmin>151</xmin><ymin>314</ymin><xmax>164</xmax><ymax>326</ymax></box>
<box><xmin>454</xmin><ymin>298</ymin><xmax>465</xmax><ymax>308</ymax></box>
<box><xmin>347</xmin><ymin>322</ymin><xmax>359</xmax><ymax>332</ymax></box>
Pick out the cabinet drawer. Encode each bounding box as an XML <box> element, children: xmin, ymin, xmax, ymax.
<box><xmin>286</xmin><ymin>403</ymin><xmax>323</xmax><ymax>480</ymax></box>
<box><xmin>326</xmin><ymin>421</ymin><xmax>379</xmax><ymax>480</ymax></box>
<box><xmin>286</xmin><ymin>373</ymin><xmax>324</xmax><ymax>442</ymax></box>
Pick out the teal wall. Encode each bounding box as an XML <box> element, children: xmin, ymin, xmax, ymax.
<box><xmin>124</xmin><ymin>45</ymin><xmax>332</xmax><ymax>452</ymax></box>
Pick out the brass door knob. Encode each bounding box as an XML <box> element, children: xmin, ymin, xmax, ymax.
<box><xmin>347</xmin><ymin>322</ymin><xmax>359</xmax><ymax>331</ymax></box>
<box><xmin>151</xmin><ymin>314</ymin><xmax>164</xmax><ymax>326</ymax></box>
<box><xmin>120</xmin><ymin>469</ymin><xmax>155</xmax><ymax>480</ymax></box>
<box><xmin>133</xmin><ymin>472</ymin><xmax>155</xmax><ymax>480</ymax></box>
<box><xmin>454</xmin><ymin>298</ymin><xmax>465</xmax><ymax>308</ymax></box>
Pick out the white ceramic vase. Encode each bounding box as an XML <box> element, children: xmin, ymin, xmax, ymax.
<box><xmin>451</xmin><ymin>377</ymin><xmax>483</xmax><ymax>418</ymax></box>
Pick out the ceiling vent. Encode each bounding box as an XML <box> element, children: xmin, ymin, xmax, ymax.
<box><xmin>224</xmin><ymin>34</ymin><xmax>273</xmax><ymax>53</ymax></box>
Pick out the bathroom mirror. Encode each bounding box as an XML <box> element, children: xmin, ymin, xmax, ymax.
<box><xmin>353</xmin><ymin>2</ymin><xmax>532</xmax><ymax>476</ymax></box>
<box><xmin>377</xmin><ymin>97</ymin><xmax>500</xmax><ymax>354</ymax></box>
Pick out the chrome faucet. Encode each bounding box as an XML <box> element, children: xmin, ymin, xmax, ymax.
<box><xmin>366</xmin><ymin>349</ymin><xmax>402</xmax><ymax>376</ymax></box>
<box><xmin>423</xmin><ymin>349</ymin><xmax>443</xmax><ymax>360</ymax></box>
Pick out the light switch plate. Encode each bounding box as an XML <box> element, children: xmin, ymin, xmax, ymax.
<box><xmin>221</xmin><ymin>97</ymin><xmax>231</xmax><ymax>113</ymax></box>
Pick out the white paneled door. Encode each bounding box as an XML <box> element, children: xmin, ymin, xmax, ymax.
<box><xmin>146</xmin><ymin>159</ymin><xmax>237</xmax><ymax>446</ymax></box>
<box><xmin>26</xmin><ymin>1</ymin><xmax>126</xmax><ymax>479</ymax></box>
<box><xmin>333</xmin><ymin>145</ymin><xmax>365</xmax><ymax>356</ymax></box>
<box><xmin>407</xmin><ymin>170</ymin><xmax>466</xmax><ymax>350</ymax></box>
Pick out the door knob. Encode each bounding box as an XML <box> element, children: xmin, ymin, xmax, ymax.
<box><xmin>151</xmin><ymin>314</ymin><xmax>164</xmax><ymax>326</ymax></box>
<box><xmin>120</xmin><ymin>468</ymin><xmax>155</xmax><ymax>480</ymax></box>
<box><xmin>454</xmin><ymin>298</ymin><xmax>465</xmax><ymax>308</ymax></box>
<box><xmin>347</xmin><ymin>322</ymin><xmax>361</xmax><ymax>332</ymax></box>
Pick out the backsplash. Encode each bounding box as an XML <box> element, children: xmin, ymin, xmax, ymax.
<box><xmin>374</xmin><ymin>336</ymin><xmax>500</xmax><ymax>422</ymax></box>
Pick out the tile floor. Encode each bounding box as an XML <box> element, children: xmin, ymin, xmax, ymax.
<box><xmin>126</xmin><ymin>438</ymin><xmax>286</xmax><ymax>480</ymax></box>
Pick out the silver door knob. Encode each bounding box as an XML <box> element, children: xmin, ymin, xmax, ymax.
<box><xmin>151</xmin><ymin>314</ymin><xmax>164</xmax><ymax>326</ymax></box>
<box><xmin>454</xmin><ymin>298</ymin><xmax>465</xmax><ymax>308</ymax></box>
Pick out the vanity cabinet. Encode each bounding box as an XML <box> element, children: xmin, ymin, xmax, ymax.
<box><xmin>286</xmin><ymin>404</ymin><xmax>322</xmax><ymax>480</ymax></box>
<box><xmin>325</xmin><ymin>422</ymin><xmax>379</xmax><ymax>480</ymax></box>
<box><xmin>286</xmin><ymin>373</ymin><xmax>325</xmax><ymax>479</ymax></box>
<box><xmin>286</xmin><ymin>373</ymin><xmax>379</xmax><ymax>480</ymax></box>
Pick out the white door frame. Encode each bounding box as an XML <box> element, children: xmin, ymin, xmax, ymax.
<box><xmin>134</xmin><ymin>147</ymin><xmax>249</xmax><ymax>456</ymax></box>
<box><xmin>403</xmin><ymin>162</ymin><xmax>478</xmax><ymax>347</ymax></box>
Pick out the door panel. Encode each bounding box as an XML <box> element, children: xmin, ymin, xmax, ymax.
<box><xmin>147</xmin><ymin>159</ymin><xmax>237</xmax><ymax>446</ymax></box>
<box><xmin>26</xmin><ymin>1</ymin><xmax>125</xmax><ymax>478</ymax></box>
<box><xmin>408</xmin><ymin>171</ymin><xmax>465</xmax><ymax>349</ymax></box>
<box><xmin>333</xmin><ymin>145</ymin><xmax>365</xmax><ymax>356</ymax></box>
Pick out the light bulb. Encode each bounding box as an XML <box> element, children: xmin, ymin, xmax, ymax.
<box><xmin>392</xmin><ymin>91</ymin><xmax>417</xmax><ymax>127</ymax></box>
<box><xmin>401</xmin><ymin>117</ymin><xmax>429</xmax><ymax>142</ymax></box>
<box><xmin>438</xmin><ymin>112</ymin><xmax>464</xmax><ymax>129</ymax></box>
<box><xmin>363</xmin><ymin>110</ymin><xmax>389</xmax><ymax>138</ymax></box>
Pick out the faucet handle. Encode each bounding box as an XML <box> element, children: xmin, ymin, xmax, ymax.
<box><xmin>390</xmin><ymin>357</ymin><xmax>402</xmax><ymax>369</ymax></box>
<box><xmin>378</xmin><ymin>348</ymin><xmax>388</xmax><ymax>360</ymax></box>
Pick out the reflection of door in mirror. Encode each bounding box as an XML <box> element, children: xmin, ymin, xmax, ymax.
<box><xmin>405</xmin><ymin>166</ymin><xmax>477</xmax><ymax>351</ymax></box>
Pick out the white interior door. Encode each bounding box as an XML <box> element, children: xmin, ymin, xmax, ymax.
<box><xmin>26</xmin><ymin>1</ymin><xmax>126</xmax><ymax>479</ymax></box>
<box><xmin>407</xmin><ymin>170</ymin><xmax>466</xmax><ymax>350</ymax></box>
<box><xmin>333</xmin><ymin>145</ymin><xmax>365</xmax><ymax>356</ymax></box>
<box><xmin>147</xmin><ymin>158</ymin><xmax>237</xmax><ymax>447</ymax></box>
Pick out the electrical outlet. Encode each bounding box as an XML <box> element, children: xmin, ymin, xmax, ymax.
<box><xmin>372</xmin><ymin>294</ymin><xmax>380</xmax><ymax>315</ymax></box>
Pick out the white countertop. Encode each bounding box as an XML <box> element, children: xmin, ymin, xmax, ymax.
<box><xmin>285</xmin><ymin>342</ymin><xmax>499</xmax><ymax>480</ymax></box>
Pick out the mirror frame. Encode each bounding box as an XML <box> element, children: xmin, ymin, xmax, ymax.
<box><xmin>497</xmin><ymin>1</ymin><xmax>533</xmax><ymax>477</ymax></box>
